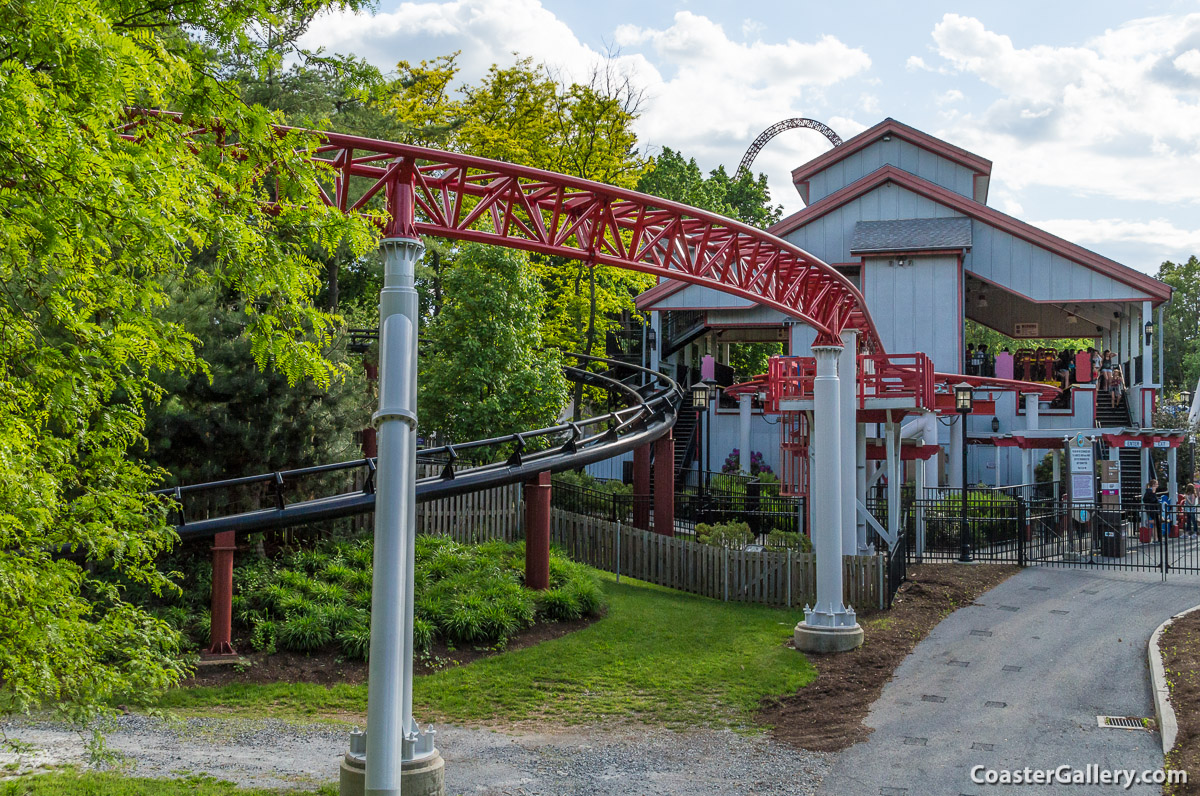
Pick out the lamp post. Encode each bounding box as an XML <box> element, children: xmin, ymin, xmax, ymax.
<box><xmin>691</xmin><ymin>382</ymin><xmax>710</xmax><ymax>495</ymax></box>
<box><xmin>955</xmin><ymin>382</ymin><xmax>975</xmax><ymax>562</ymax></box>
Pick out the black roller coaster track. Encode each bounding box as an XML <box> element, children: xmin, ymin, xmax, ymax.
<box><xmin>736</xmin><ymin>118</ymin><xmax>843</xmax><ymax>179</ymax></box>
<box><xmin>154</xmin><ymin>354</ymin><xmax>681</xmax><ymax>540</ymax></box>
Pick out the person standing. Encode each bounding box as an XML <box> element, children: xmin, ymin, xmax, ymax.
<box><xmin>1183</xmin><ymin>484</ymin><xmax>1199</xmax><ymax>536</ymax></box>
<box><xmin>966</xmin><ymin>343</ymin><xmax>977</xmax><ymax>376</ymax></box>
<box><xmin>1143</xmin><ymin>479</ymin><xmax>1160</xmax><ymax>536</ymax></box>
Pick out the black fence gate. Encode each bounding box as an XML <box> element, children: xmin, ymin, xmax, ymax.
<box><xmin>895</xmin><ymin>487</ymin><xmax>1200</xmax><ymax>580</ymax></box>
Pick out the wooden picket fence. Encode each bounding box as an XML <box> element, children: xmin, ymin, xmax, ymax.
<box><xmin>414</xmin><ymin>477</ymin><xmax>882</xmax><ymax>609</ymax></box>
<box><xmin>549</xmin><ymin>509</ymin><xmax>881</xmax><ymax>610</ymax></box>
<box><xmin>415</xmin><ymin>481</ymin><xmax>523</xmax><ymax>543</ymax></box>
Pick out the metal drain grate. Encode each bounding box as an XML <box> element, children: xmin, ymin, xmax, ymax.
<box><xmin>1097</xmin><ymin>715</ymin><xmax>1149</xmax><ymax>730</ymax></box>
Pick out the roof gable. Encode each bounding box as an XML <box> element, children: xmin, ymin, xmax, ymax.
<box><xmin>792</xmin><ymin>118</ymin><xmax>992</xmax><ymax>205</ymax></box>
<box><xmin>771</xmin><ymin>165</ymin><xmax>1170</xmax><ymax>303</ymax></box>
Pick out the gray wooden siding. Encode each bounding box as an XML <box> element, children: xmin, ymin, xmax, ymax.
<box><xmin>649</xmin><ymin>282</ymin><xmax>756</xmax><ymax>310</ymax></box>
<box><xmin>966</xmin><ymin>225</ymin><xmax>1153</xmax><ymax>303</ymax></box>
<box><xmin>784</xmin><ymin>184</ymin><xmax>964</xmax><ymax>266</ymax></box>
<box><xmin>864</xmin><ymin>254</ymin><xmax>961</xmax><ymax>372</ymax></box>
<box><xmin>806</xmin><ymin>139</ymin><xmax>977</xmax><ymax>205</ymax></box>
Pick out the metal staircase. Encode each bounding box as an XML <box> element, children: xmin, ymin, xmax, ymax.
<box><xmin>1096</xmin><ymin>389</ymin><xmax>1142</xmax><ymax>514</ymax></box>
<box><xmin>673</xmin><ymin>409</ymin><xmax>698</xmax><ymax>477</ymax></box>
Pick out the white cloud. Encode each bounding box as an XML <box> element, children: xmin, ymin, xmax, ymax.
<box><xmin>1175</xmin><ymin>49</ymin><xmax>1200</xmax><ymax>78</ymax></box>
<box><xmin>741</xmin><ymin>18</ymin><xmax>766</xmax><ymax>40</ymax></box>
<box><xmin>924</xmin><ymin>13</ymin><xmax>1200</xmax><ymax>206</ymax></box>
<box><xmin>906</xmin><ymin>55</ymin><xmax>930</xmax><ymax>71</ymax></box>
<box><xmin>1035</xmin><ymin>217</ymin><xmax>1200</xmax><ymax>273</ymax></box>
<box><xmin>1038</xmin><ymin>217</ymin><xmax>1200</xmax><ymax>250</ymax></box>
<box><xmin>299</xmin><ymin>0</ymin><xmax>655</xmax><ymax>88</ymax></box>
<box><xmin>936</xmin><ymin>89</ymin><xmax>964</xmax><ymax>105</ymax></box>
<box><xmin>299</xmin><ymin>3</ymin><xmax>872</xmax><ymax>216</ymax></box>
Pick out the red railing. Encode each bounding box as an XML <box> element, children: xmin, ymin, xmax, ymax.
<box><xmin>765</xmin><ymin>353</ymin><xmax>935</xmax><ymax>413</ymax></box>
<box><xmin>859</xmin><ymin>353</ymin><xmax>935</xmax><ymax>410</ymax></box>
<box><xmin>766</xmin><ymin>356</ymin><xmax>817</xmax><ymax>412</ymax></box>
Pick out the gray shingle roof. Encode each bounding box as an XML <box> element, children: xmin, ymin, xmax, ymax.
<box><xmin>850</xmin><ymin>217</ymin><xmax>972</xmax><ymax>254</ymax></box>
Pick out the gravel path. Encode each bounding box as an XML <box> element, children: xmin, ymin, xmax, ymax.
<box><xmin>1</xmin><ymin>715</ymin><xmax>832</xmax><ymax>795</ymax></box>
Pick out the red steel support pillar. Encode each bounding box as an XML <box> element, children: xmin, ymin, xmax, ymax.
<box><xmin>633</xmin><ymin>444</ymin><xmax>651</xmax><ymax>530</ymax></box>
<box><xmin>524</xmin><ymin>471</ymin><xmax>552</xmax><ymax>590</ymax></box>
<box><xmin>654</xmin><ymin>432</ymin><xmax>675</xmax><ymax>536</ymax></box>
<box><xmin>206</xmin><ymin>530</ymin><xmax>237</xmax><ymax>656</ymax></box>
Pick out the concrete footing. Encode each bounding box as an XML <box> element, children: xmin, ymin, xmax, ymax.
<box><xmin>794</xmin><ymin>622</ymin><xmax>864</xmax><ymax>654</ymax></box>
<box><xmin>339</xmin><ymin>750</ymin><xmax>445</xmax><ymax>796</ymax></box>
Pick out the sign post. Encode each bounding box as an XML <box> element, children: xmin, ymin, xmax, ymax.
<box><xmin>1067</xmin><ymin>433</ymin><xmax>1096</xmax><ymax>556</ymax></box>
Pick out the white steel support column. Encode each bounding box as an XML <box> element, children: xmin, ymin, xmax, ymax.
<box><xmin>363</xmin><ymin>237</ymin><xmax>439</xmax><ymax>796</ymax></box>
<box><xmin>885</xmin><ymin>421</ymin><xmax>900</xmax><ymax>552</ymax></box>
<box><xmin>794</xmin><ymin>342</ymin><xmax>862</xmax><ymax>653</ymax></box>
<box><xmin>1023</xmin><ymin>393</ymin><xmax>1039</xmax><ymax>484</ymax></box>
<box><xmin>738</xmin><ymin>393</ymin><xmax>752</xmax><ymax>474</ymax></box>
<box><xmin>1169</xmin><ymin>447</ymin><xmax>1179</xmax><ymax>505</ymax></box>
<box><xmin>949</xmin><ymin>414</ymin><xmax>964</xmax><ymax>489</ymax></box>
<box><xmin>1052</xmin><ymin>451</ymin><xmax>1061</xmax><ymax>501</ymax></box>
<box><xmin>995</xmin><ymin>444</ymin><xmax>1002</xmax><ymax>488</ymax></box>
<box><xmin>1143</xmin><ymin>300</ymin><xmax>1154</xmax><ymax>387</ymax></box>
<box><xmin>918</xmin><ymin>412</ymin><xmax>937</xmax><ymax>559</ymax></box>
<box><xmin>856</xmin><ymin>422</ymin><xmax>868</xmax><ymax>552</ymax></box>
<box><xmin>839</xmin><ymin>332</ymin><xmax>858</xmax><ymax>555</ymax></box>
<box><xmin>1142</xmin><ymin>447</ymin><xmax>1151</xmax><ymax>489</ymax></box>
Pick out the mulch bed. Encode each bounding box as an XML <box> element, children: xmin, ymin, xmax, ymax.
<box><xmin>1159</xmin><ymin>609</ymin><xmax>1200</xmax><ymax>795</ymax></box>
<box><xmin>184</xmin><ymin>615</ymin><xmax>598</xmax><ymax>689</ymax></box>
<box><xmin>757</xmin><ymin>563</ymin><xmax>1020</xmax><ymax>752</ymax></box>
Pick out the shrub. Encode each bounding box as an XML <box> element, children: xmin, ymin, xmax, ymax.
<box><xmin>249</xmin><ymin>619</ymin><xmax>277</xmax><ymax>653</ymax></box>
<box><xmin>336</xmin><ymin>625</ymin><xmax>371</xmax><ymax>661</ymax></box>
<box><xmin>278</xmin><ymin>612</ymin><xmax>333</xmax><ymax>652</ymax></box>
<box><xmin>226</xmin><ymin>535</ymin><xmax>604</xmax><ymax>656</ymax></box>
<box><xmin>308</xmin><ymin>580</ymin><xmax>349</xmax><ymax>606</ymax></box>
<box><xmin>320</xmin><ymin>563</ymin><xmax>357</xmax><ymax>586</ymax></box>
<box><xmin>721</xmin><ymin>449</ymin><xmax>774</xmax><ymax>477</ymax></box>
<box><xmin>695</xmin><ymin>521</ymin><xmax>754</xmax><ymax>548</ymax></box>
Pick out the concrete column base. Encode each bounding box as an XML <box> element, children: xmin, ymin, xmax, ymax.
<box><xmin>794</xmin><ymin>622</ymin><xmax>864</xmax><ymax>654</ymax></box>
<box><xmin>340</xmin><ymin>750</ymin><xmax>445</xmax><ymax>796</ymax></box>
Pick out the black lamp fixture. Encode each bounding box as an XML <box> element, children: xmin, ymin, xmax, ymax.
<box><xmin>1145</xmin><ymin>319</ymin><xmax>1155</xmax><ymax>346</ymax></box>
<box><xmin>690</xmin><ymin>382</ymin><xmax>710</xmax><ymax>410</ymax></box>
<box><xmin>954</xmin><ymin>382</ymin><xmax>974</xmax><ymax>413</ymax></box>
<box><xmin>991</xmin><ymin>416</ymin><xmax>1000</xmax><ymax>433</ymax></box>
<box><xmin>954</xmin><ymin>382</ymin><xmax>974</xmax><ymax>563</ymax></box>
<box><xmin>647</xmin><ymin>327</ymin><xmax>657</xmax><ymax>351</ymax></box>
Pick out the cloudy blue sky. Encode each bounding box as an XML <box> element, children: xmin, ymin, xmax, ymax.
<box><xmin>300</xmin><ymin>0</ymin><xmax>1200</xmax><ymax>275</ymax></box>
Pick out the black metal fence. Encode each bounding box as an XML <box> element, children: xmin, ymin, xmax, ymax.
<box><xmin>889</xmin><ymin>486</ymin><xmax>1200</xmax><ymax>579</ymax></box>
<box><xmin>551</xmin><ymin>470</ymin><xmax>806</xmax><ymax>541</ymax></box>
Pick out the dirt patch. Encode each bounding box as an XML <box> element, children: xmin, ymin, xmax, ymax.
<box><xmin>757</xmin><ymin>563</ymin><xmax>1019</xmax><ymax>752</ymax></box>
<box><xmin>184</xmin><ymin>615</ymin><xmax>598</xmax><ymax>689</ymax></box>
<box><xmin>1159</xmin><ymin>609</ymin><xmax>1200</xmax><ymax>795</ymax></box>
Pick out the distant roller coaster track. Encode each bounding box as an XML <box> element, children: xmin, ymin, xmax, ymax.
<box><xmin>736</xmin><ymin>118</ymin><xmax>843</xmax><ymax>178</ymax></box>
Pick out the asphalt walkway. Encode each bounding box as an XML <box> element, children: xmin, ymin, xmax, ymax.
<box><xmin>818</xmin><ymin>566</ymin><xmax>1200</xmax><ymax>795</ymax></box>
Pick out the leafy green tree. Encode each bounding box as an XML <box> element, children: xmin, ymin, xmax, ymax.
<box><xmin>965</xmin><ymin>321</ymin><xmax>1096</xmax><ymax>357</ymax></box>
<box><xmin>419</xmin><ymin>245</ymin><xmax>569</xmax><ymax>444</ymax></box>
<box><xmin>0</xmin><ymin>0</ymin><xmax>375</xmax><ymax>717</ymax></box>
<box><xmin>381</xmin><ymin>55</ymin><xmax>653</xmax><ymax>418</ymax></box>
<box><xmin>729</xmin><ymin>343</ymin><xmax>784</xmax><ymax>383</ymax></box>
<box><xmin>1157</xmin><ymin>256</ymin><xmax>1200</xmax><ymax>394</ymax></box>
<box><xmin>636</xmin><ymin>147</ymin><xmax>782</xmax><ymax>228</ymax></box>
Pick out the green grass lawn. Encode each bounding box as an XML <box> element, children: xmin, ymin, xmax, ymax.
<box><xmin>158</xmin><ymin>572</ymin><xmax>815</xmax><ymax>730</ymax></box>
<box><xmin>0</xmin><ymin>771</ymin><xmax>335</xmax><ymax>796</ymax></box>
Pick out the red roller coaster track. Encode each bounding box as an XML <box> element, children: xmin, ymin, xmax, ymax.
<box><xmin>121</xmin><ymin>112</ymin><xmax>879</xmax><ymax>350</ymax></box>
